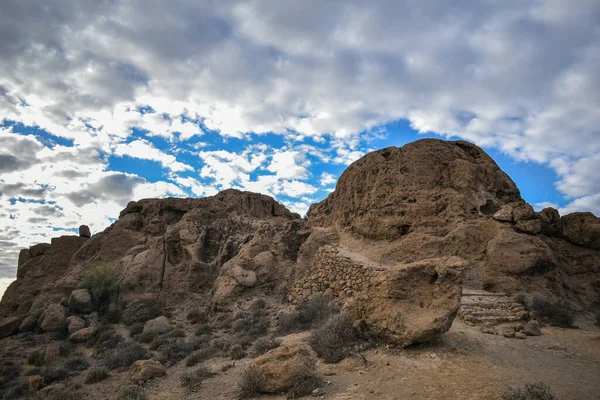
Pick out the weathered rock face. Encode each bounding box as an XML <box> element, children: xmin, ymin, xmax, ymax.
<box><xmin>68</xmin><ymin>289</ymin><xmax>94</xmax><ymax>314</ymax></box>
<box><xmin>351</xmin><ymin>257</ymin><xmax>464</xmax><ymax>345</ymax></box>
<box><xmin>128</xmin><ymin>360</ymin><xmax>166</xmax><ymax>382</ymax></box>
<box><xmin>0</xmin><ymin>317</ymin><xmax>21</xmax><ymax>339</ymax></box>
<box><xmin>39</xmin><ymin>304</ymin><xmax>68</xmax><ymax>332</ymax></box>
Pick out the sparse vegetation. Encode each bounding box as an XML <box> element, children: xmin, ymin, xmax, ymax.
<box><xmin>249</xmin><ymin>336</ymin><xmax>281</xmax><ymax>357</ymax></box>
<box><xmin>151</xmin><ymin>337</ymin><xmax>194</xmax><ymax>367</ymax></box>
<box><xmin>229</xmin><ymin>344</ymin><xmax>246</xmax><ymax>360</ymax></box>
<box><xmin>186</xmin><ymin>347</ymin><xmax>217</xmax><ymax>367</ymax></box>
<box><xmin>63</xmin><ymin>355</ymin><xmax>89</xmax><ymax>372</ymax></box>
<box><xmin>515</xmin><ymin>293</ymin><xmax>527</xmax><ymax>306</ymax></box>
<box><xmin>40</xmin><ymin>363</ymin><xmax>70</xmax><ymax>385</ymax></box>
<box><xmin>501</xmin><ymin>382</ymin><xmax>556</xmax><ymax>400</ymax></box>
<box><xmin>27</xmin><ymin>349</ymin><xmax>45</xmax><ymax>366</ymax></box>
<box><xmin>531</xmin><ymin>297</ymin><xmax>574</xmax><ymax>328</ymax></box>
<box><xmin>482</xmin><ymin>279</ymin><xmax>495</xmax><ymax>291</ymax></box>
<box><xmin>308</xmin><ymin>312</ymin><xmax>358</xmax><ymax>363</ymax></box>
<box><xmin>122</xmin><ymin>300</ymin><xmax>161</xmax><ymax>325</ymax></box>
<box><xmin>195</xmin><ymin>323</ymin><xmax>212</xmax><ymax>336</ymax></box>
<box><xmin>88</xmin><ymin>325</ymin><xmax>123</xmax><ymax>354</ymax></box>
<box><xmin>278</xmin><ymin>296</ymin><xmax>339</xmax><ymax>333</ymax></box>
<box><xmin>129</xmin><ymin>323</ymin><xmax>144</xmax><ymax>337</ymax></box>
<box><xmin>238</xmin><ymin>365</ymin><xmax>265</xmax><ymax>399</ymax></box>
<box><xmin>105</xmin><ymin>341</ymin><xmax>150</xmax><ymax>370</ymax></box>
<box><xmin>85</xmin><ymin>366</ymin><xmax>111</xmax><ymax>383</ymax></box>
<box><xmin>119</xmin><ymin>385</ymin><xmax>147</xmax><ymax>400</ymax></box>
<box><xmin>231</xmin><ymin>309</ymin><xmax>270</xmax><ymax>339</ymax></box>
<box><xmin>187</xmin><ymin>308</ymin><xmax>208</xmax><ymax>324</ymax></box>
<box><xmin>180</xmin><ymin>365</ymin><xmax>216</xmax><ymax>391</ymax></box>
<box><xmin>78</xmin><ymin>262</ymin><xmax>120</xmax><ymax>307</ymax></box>
<box><xmin>287</xmin><ymin>370</ymin><xmax>323</xmax><ymax>399</ymax></box>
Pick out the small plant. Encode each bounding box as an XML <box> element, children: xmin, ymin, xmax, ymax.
<box><xmin>531</xmin><ymin>297</ymin><xmax>573</xmax><ymax>328</ymax></box>
<box><xmin>40</xmin><ymin>363</ymin><xmax>70</xmax><ymax>385</ymax></box>
<box><xmin>105</xmin><ymin>341</ymin><xmax>150</xmax><ymax>370</ymax></box>
<box><xmin>501</xmin><ymin>382</ymin><xmax>556</xmax><ymax>400</ymax></box>
<box><xmin>195</xmin><ymin>323</ymin><xmax>212</xmax><ymax>336</ymax></box>
<box><xmin>238</xmin><ymin>365</ymin><xmax>265</xmax><ymax>399</ymax></box>
<box><xmin>515</xmin><ymin>294</ymin><xmax>527</xmax><ymax>306</ymax></box>
<box><xmin>119</xmin><ymin>385</ymin><xmax>147</xmax><ymax>400</ymax></box>
<box><xmin>63</xmin><ymin>355</ymin><xmax>89</xmax><ymax>372</ymax></box>
<box><xmin>88</xmin><ymin>325</ymin><xmax>123</xmax><ymax>354</ymax></box>
<box><xmin>308</xmin><ymin>313</ymin><xmax>358</xmax><ymax>363</ymax></box>
<box><xmin>187</xmin><ymin>308</ymin><xmax>207</xmax><ymax>324</ymax></box>
<box><xmin>152</xmin><ymin>337</ymin><xmax>194</xmax><ymax>367</ymax></box>
<box><xmin>180</xmin><ymin>366</ymin><xmax>216</xmax><ymax>391</ymax></box>
<box><xmin>287</xmin><ymin>370</ymin><xmax>323</xmax><ymax>399</ymax></box>
<box><xmin>85</xmin><ymin>366</ymin><xmax>111</xmax><ymax>383</ymax></box>
<box><xmin>229</xmin><ymin>344</ymin><xmax>246</xmax><ymax>360</ymax></box>
<box><xmin>278</xmin><ymin>296</ymin><xmax>339</xmax><ymax>333</ymax></box>
<box><xmin>186</xmin><ymin>347</ymin><xmax>217</xmax><ymax>367</ymax></box>
<box><xmin>122</xmin><ymin>300</ymin><xmax>161</xmax><ymax>325</ymax></box>
<box><xmin>27</xmin><ymin>349</ymin><xmax>45</xmax><ymax>366</ymax></box>
<box><xmin>482</xmin><ymin>279</ymin><xmax>495</xmax><ymax>291</ymax></box>
<box><xmin>78</xmin><ymin>262</ymin><xmax>120</xmax><ymax>306</ymax></box>
<box><xmin>249</xmin><ymin>336</ymin><xmax>281</xmax><ymax>357</ymax></box>
<box><xmin>231</xmin><ymin>310</ymin><xmax>270</xmax><ymax>339</ymax></box>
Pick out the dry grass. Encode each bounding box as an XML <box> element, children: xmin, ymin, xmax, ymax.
<box><xmin>501</xmin><ymin>382</ymin><xmax>556</xmax><ymax>400</ymax></box>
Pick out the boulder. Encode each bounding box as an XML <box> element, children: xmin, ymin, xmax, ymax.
<box><xmin>19</xmin><ymin>315</ymin><xmax>39</xmax><ymax>332</ymax></box>
<box><xmin>66</xmin><ymin>316</ymin><xmax>87</xmax><ymax>334</ymax></box>
<box><xmin>39</xmin><ymin>304</ymin><xmax>68</xmax><ymax>332</ymax></box>
<box><xmin>515</xmin><ymin>219</ymin><xmax>542</xmax><ymax>235</ymax></box>
<box><xmin>69</xmin><ymin>326</ymin><xmax>96</xmax><ymax>342</ymax></box>
<box><xmin>351</xmin><ymin>257</ymin><xmax>464</xmax><ymax>346</ymax></box>
<box><xmin>515</xmin><ymin>332</ymin><xmax>527</xmax><ymax>339</ymax></box>
<box><xmin>560</xmin><ymin>212</ymin><xmax>600</xmax><ymax>250</ymax></box>
<box><xmin>512</xmin><ymin>202</ymin><xmax>535</xmax><ymax>221</ymax></box>
<box><xmin>128</xmin><ymin>360</ymin><xmax>166</xmax><ymax>382</ymax></box>
<box><xmin>68</xmin><ymin>289</ymin><xmax>94</xmax><ymax>313</ymax></box>
<box><xmin>523</xmin><ymin>320</ymin><xmax>541</xmax><ymax>336</ymax></box>
<box><xmin>44</xmin><ymin>341</ymin><xmax>61</xmax><ymax>363</ymax></box>
<box><xmin>251</xmin><ymin>342</ymin><xmax>318</xmax><ymax>393</ymax></box>
<box><xmin>79</xmin><ymin>225</ymin><xmax>91</xmax><ymax>238</ymax></box>
<box><xmin>0</xmin><ymin>316</ymin><xmax>22</xmax><ymax>339</ymax></box>
<box><xmin>142</xmin><ymin>316</ymin><xmax>171</xmax><ymax>335</ymax></box>
<box><xmin>537</xmin><ymin>207</ymin><xmax>561</xmax><ymax>235</ymax></box>
<box><xmin>493</xmin><ymin>206</ymin><xmax>513</xmax><ymax>222</ymax></box>
<box><xmin>29</xmin><ymin>243</ymin><xmax>51</xmax><ymax>257</ymax></box>
<box><xmin>28</xmin><ymin>375</ymin><xmax>44</xmax><ymax>391</ymax></box>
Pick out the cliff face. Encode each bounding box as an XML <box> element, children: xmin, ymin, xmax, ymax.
<box><xmin>1</xmin><ymin>139</ymin><xmax>599</xmax><ymax>339</ymax></box>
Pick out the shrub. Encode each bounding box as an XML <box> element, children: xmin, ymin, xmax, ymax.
<box><xmin>63</xmin><ymin>356</ymin><xmax>89</xmax><ymax>372</ymax></box>
<box><xmin>249</xmin><ymin>336</ymin><xmax>281</xmax><ymax>357</ymax></box>
<box><xmin>85</xmin><ymin>367</ymin><xmax>111</xmax><ymax>383</ymax></box>
<box><xmin>231</xmin><ymin>310</ymin><xmax>269</xmax><ymax>339</ymax></box>
<box><xmin>40</xmin><ymin>364</ymin><xmax>70</xmax><ymax>385</ymax></box>
<box><xmin>482</xmin><ymin>279</ymin><xmax>495</xmax><ymax>291</ymax></box>
<box><xmin>180</xmin><ymin>366</ymin><xmax>216</xmax><ymax>391</ymax></box>
<box><xmin>278</xmin><ymin>296</ymin><xmax>339</xmax><ymax>333</ymax></box>
<box><xmin>186</xmin><ymin>347</ymin><xmax>217</xmax><ymax>367</ymax></box>
<box><xmin>152</xmin><ymin>337</ymin><xmax>193</xmax><ymax>367</ymax></box>
<box><xmin>308</xmin><ymin>313</ymin><xmax>358</xmax><ymax>363</ymax></box>
<box><xmin>119</xmin><ymin>385</ymin><xmax>147</xmax><ymax>400</ymax></box>
<box><xmin>105</xmin><ymin>341</ymin><xmax>150</xmax><ymax>370</ymax></box>
<box><xmin>229</xmin><ymin>344</ymin><xmax>246</xmax><ymax>360</ymax></box>
<box><xmin>238</xmin><ymin>365</ymin><xmax>265</xmax><ymax>399</ymax></box>
<box><xmin>501</xmin><ymin>382</ymin><xmax>556</xmax><ymax>400</ymax></box>
<box><xmin>78</xmin><ymin>262</ymin><xmax>120</xmax><ymax>306</ymax></box>
<box><xmin>515</xmin><ymin>294</ymin><xmax>527</xmax><ymax>306</ymax></box>
<box><xmin>249</xmin><ymin>298</ymin><xmax>266</xmax><ymax>312</ymax></box>
<box><xmin>195</xmin><ymin>323</ymin><xmax>212</xmax><ymax>337</ymax></box>
<box><xmin>186</xmin><ymin>308</ymin><xmax>208</xmax><ymax>324</ymax></box>
<box><xmin>88</xmin><ymin>325</ymin><xmax>123</xmax><ymax>354</ymax></box>
<box><xmin>287</xmin><ymin>370</ymin><xmax>323</xmax><ymax>399</ymax></box>
<box><xmin>122</xmin><ymin>300</ymin><xmax>161</xmax><ymax>326</ymax></box>
<box><xmin>27</xmin><ymin>349</ymin><xmax>45</xmax><ymax>366</ymax></box>
<box><xmin>1</xmin><ymin>383</ymin><xmax>28</xmax><ymax>400</ymax></box>
<box><xmin>531</xmin><ymin>297</ymin><xmax>574</xmax><ymax>328</ymax></box>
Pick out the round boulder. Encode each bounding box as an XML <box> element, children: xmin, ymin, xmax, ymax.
<box><xmin>69</xmin><ymin>326</ymin><xmax>96</xmax><ymax>342</ymax></box>
<box><xmin>79</xmin><ymin>225</ymin><xmax>91</xmax><ymax>238</ymax></box>
<box><xmin>68</xmin><ymin>289</ymin><xmax>94</xmax><ymax>314</ymax></box>
<box><xmin>66</xmin><ymin>316</ymin><xmax>87</xmax><ymax>334</ymax></box>
<box><xmin>523</xmin><ymin>320</ymin><xmax>541</xmax><ymax>336</ymax></box>
<box><xmin>142</xmin><ymin>316</ymin><xmax>171</xmax><ymax>335</ymax></box>
<box><xmin>0</xmin><ymin>316</ymin><xmax>22</xmax><ymax>339</ymax></box>
<box><xmin>128</xmin><ymin>360</ymin><xmax>166</xmax><ymax>382</ymax></box>
<box><xmin>40</xmin><ymin>304</ymin><xmax>68</xmax><ymax>332</ymax></box>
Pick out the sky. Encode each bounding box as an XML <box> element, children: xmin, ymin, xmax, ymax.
<box><xmin>1</xmin><ymin>0</ymin><xmax>599</xmax><ymax>299</ymax></box>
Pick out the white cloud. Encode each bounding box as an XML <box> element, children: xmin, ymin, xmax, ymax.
<box><xmin>320</xmin><ymin>172</ymin><xmax>337</xmax><ymax>187</ymax></box>
<box><xmin>114</xmin><ymin>139</ymin><xmax>193</xmax><ymax>173</ymax></box>
<box><xmin>266</xmin><ymin>150</ymin><xmax>309</xmax><ymax>179</ymax></box>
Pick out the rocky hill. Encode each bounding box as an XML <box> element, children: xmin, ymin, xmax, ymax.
<box><xmin>0</xmin><ymin>139</ymin><xmax>599</xmax><ymax>399</ymax></box>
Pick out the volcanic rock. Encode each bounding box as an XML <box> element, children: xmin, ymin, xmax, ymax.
<box><xmin>560</xmin><ymin>212</ymin><xmax>600</xmax><ymax>250</ymax></box>
<box><xmin>39</xmin><ymin>304</ymin><xmax>68</xmax><ymax>332</ymax></box>
<box><xmin>79</xmin><ymin>225</ymin><xmax>91</xmax><ymax>238</ymax></box>
<box><xmin>69</xmin><ymin>326</ymin><xmax>96</xmax><ymax>342</ymax></box>
<box><xmin>68</xmin><ymin>289</ymin><xmax>94</xmax><ymax>314</ymax></box>
<box><xmin>0</xmin><ymin>316</ymin><xmax>21</xmax><ymax>339</ymax></box>
<box><xmin>66</xmin><ymin>316</ymin><xmax>87</xmax><ymax>334</ymax></box>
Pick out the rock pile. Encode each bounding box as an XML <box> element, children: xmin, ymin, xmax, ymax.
<box><xmin>458</xmin><ymin>289</ymin><xmax>529</xmax><ymax>325</ymax></box>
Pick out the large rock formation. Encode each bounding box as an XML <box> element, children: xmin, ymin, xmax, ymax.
<box><xmin>0</xmin><ymin>139</ymin><xmax>598</xmax><ymax>347</ymax></box>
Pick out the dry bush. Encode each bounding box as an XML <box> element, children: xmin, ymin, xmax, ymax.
<box><xmin>187</xmin><ymin>308</ymin><xmax>208</xmax><ymax>324</ymax></box>
<box><xmin>88</xmin><ymin>325</ymin><xmax>123</xmax><ymax>354</ymax></box>
<box><xmin>238</xmin><ymin>365</ymin><xmax>265</xmax><ymax>399</ymax></box>
<box><xmin>249</xmin><ymin>336</ymin><xmax>281</xmax><ymax>357</ymax></box>
<box><xmin>40</xmin><ymin>363</ymin><xmax>70</xmax><ymax>385</ymax></box>
<box><xmin>119</xmin><ymin>385</ymin><xmax>147</xmax><ymax>400</ymax></box>
<box><xmin>287</xmin><ymin>370</ymin><xmax>323</xmax><ymax>399</ymax></box>
<box><xmin>152</xmin><ymin>337</ymin><xmax>194</xmax><ymax>367</ymax></box>
<box><xmin>229</xmin><ymin>344</ymin><xmax>246</xmax><ymax>360</ymax></box>
<box><xmin>501</xmin><ymin>382</ymin><xmax>556</xmax><ymax>400</ymax></box>
<box><xmin>27</xmin><ymin>349</ymin><xmax>45</xmax><ymax>366</ymax></box>
<box><xmin>308</xmin><ymin>313</ymin><xmax>358</xmax><ymax>363</ymax></box>
<box><xmin>105</xmin><ymin>341</ymin><xmax>150</xmax><ymax>370</ymax></box>
<box><xmin>482</xmin><ymin>279</ymin><xmax>495</xmax><ymax>291</ymax></box>
<box><xmin>85</xmin><ymin>366</ymin><xmax>111</xmax><ymax>383</ymax></box>
<box><xmin>185</xmin><ymin>345</ymin><xmax>217</xmax><ymax>367</ymax></box>
<box><xmin>278</xmin><ymin>296</ymin><xmax>339</xmax><ymax>333</ymax></box>
<box><xmin>195</xmin><ymin>323</ymin><xmax>213</xmax><ymax>336</ymax></box>
<box><xmin>128</xmin><ymin>323</ymin><xmax>144</xmax><ymax>337</ymax></box>
<box><xmin>231</xmin><ymin>309</ymin><xmax>269</xmax><ymax>339</ymax></box>
<box><xmin>180</xmin><ymin>365</ymin><xmax>216</xmax><ymax>391</ymax></box>
<box><xmin>78</xmin><ymin>262</ymin><xmax>119</xmax><ymax>306</ymax></box>
<box><xmin>531</xmin><ymin>297</ymin><xmax>573</xmax><ymax>328</ymax></box>
<box><xmin>122</xmin><ymin>300</ymin><xmax>162</xmax><ymax>325</ymax></box>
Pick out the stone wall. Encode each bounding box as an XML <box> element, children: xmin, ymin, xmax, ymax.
<box><xmin>288</xmin><ymin>246</ymin><xmax>375</xmax><ymax>304</ymax></box>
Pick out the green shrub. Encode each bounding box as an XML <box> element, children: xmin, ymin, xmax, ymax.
<box><xmin>238</xmin><ymin>365</ymin><xmax>265</xmax><ymax>399</ymax></box>
<box><xmin>278</xmin><ymin>296</ymin><xmax>339</xmax><ymax>333</ymax></box>
<box><xmin>122</xmin><ymin>300</ymin><xmax>161</xmax><ymax>326</ymax></box>
<box><xmin>85</xmin><ymin>367</ymin><xmax>111</xmax><ymax>383</ymax></box>
<box><xmin>180</xmin><ymin>366</ymin><xmax>216</xmax><ymax>391</ymax></box>
<box><xmin>229</xmin><ymin>344</ymin><xmax>246</xmax><ymax>360</ymax></box>
<box><xmin>78</xmin><ymin>262</ymin><xmax>120</xmax><ymax>306</ymax></box>
<box><xmin>308</xmin><ymin>313</ymin><xmax>358</xmax><ymax>363</ymax></box>
<box><xmin>119</xmin><ymin>385</ymin><xmax>147</xmax><ymax>400</ymax></box>
<box><xmin>249</xmin><ymin>336</ymin><xmax>281</xmax><ymax>357</ymax></box>
<box><xmin>105</xmin><ymin>341</ymin><xmax>150</xmax><ymax>370</ymax></box>
<box><xmin>531</xmin><ymin>297</ymin><xmax>574</xmax><ymax>328</ymax></box>
<box><xmin>501</xmin><ymin>382</ymin><xmax>556</xmax><ymax>400</ymax></box>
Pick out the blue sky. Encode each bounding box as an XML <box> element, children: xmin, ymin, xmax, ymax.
<box><xmin>1</xmin><ymin>0</ymin><xmax>599</xmax><ymax>297</ymax></box>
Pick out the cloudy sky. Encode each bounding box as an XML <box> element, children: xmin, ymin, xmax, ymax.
<box><xmin>1</xmin><ymin>0</ymin><xmax>599</xmax><ymax>298</ymax></box>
